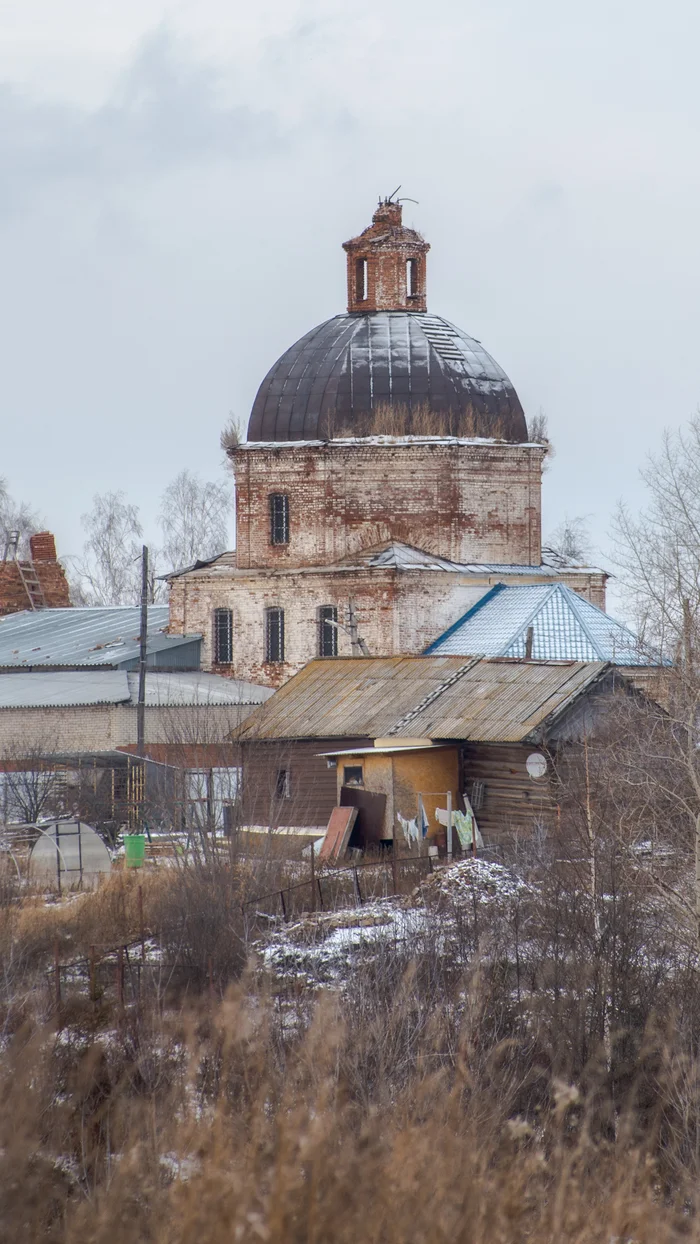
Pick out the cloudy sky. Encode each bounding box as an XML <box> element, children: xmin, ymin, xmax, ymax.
<box><xmin>2</xmin><ymin>0</ymin><xmax>699</xmax><ymax>584</ymax></box>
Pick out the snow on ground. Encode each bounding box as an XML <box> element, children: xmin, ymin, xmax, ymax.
<box><xmin>260</xmin><ymin>858</ymin><xmax>528</xmax><ymax>987</ymax></box>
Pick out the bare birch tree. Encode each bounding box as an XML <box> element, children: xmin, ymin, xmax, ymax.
<box><xmin>0</xmin><ymin>477</ymin><xmax>41</xmax><ymax>559</ymax></box>
<box><xmin>74</xmin><ymin>491</ymin><xmax>143</xmax><ymax>605</ymax></box>
<box><xmin>159</xmin><ymin>470</ymin><xmax>231</xmax><ymax>573</ymax></box>
<box><xmin>612</xmin><ymin>413</ymin><xmax>700</xmax><ymax>942</ymax></box>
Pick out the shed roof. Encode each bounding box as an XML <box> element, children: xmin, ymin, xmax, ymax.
<box><xmin>425</xmin><ymin>583</ymin><xmax>660</xmax><ymax>665</ymax></box>
<box><xmin>0</xmin><ymin>606</ymin><xmax>201</xmax><ymax>669</ymax></box>
<box><xmin>0</xmin><ymin>670</ymin><xmax>272</xmax><ymax>710</ymax></box>
<box><xmin>0</xmin><ymin>670</ymin><xmax>130</xmax><ymax>708</ymax></box>
<box><xmin>235</xmin><ymin>655</ymin><xmax>610</xmax><ymax>745</ymax></box>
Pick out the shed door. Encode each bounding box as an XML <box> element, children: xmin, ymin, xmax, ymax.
<box><xmin>340</xmin><ymin>786</ymin><xmax>387</xmax><ymax>848</ymax></box>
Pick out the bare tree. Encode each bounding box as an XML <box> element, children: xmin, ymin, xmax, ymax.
<box><xmin>613</xmin><ymin>415</ymin><xmax>700</xmax><ymax>657</ymax></box>
<box><xmin>0</xmin><ymin>477</ymin><xmax>41</xmax><ymax>559</ymax></box>
<box><xmin>159</xmin><ymin>470</ymin><xmax>231</xmax><ymax>573</ymax></box>
<box><xmin>544</xmin><ymin>514</ymin><xmax>591</xmax><ymax>564</ymax></box>
<box><xmin>74</xmin><ymin>491</ymin><xmax>143</xmax><ymax>605</ymax></box>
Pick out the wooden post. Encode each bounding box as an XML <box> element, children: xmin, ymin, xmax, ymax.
<box><xmin>446</xmin><ymin>791</ymin><xmax>453</xmax><ymax>864</ymax></box>
<box><xmin>136</xmin><ymin>546</ymin><xmax>148</xmax><ymax>762</ymax></box>
<box><xmin>310</xmin><ymin>840</ymin><xmax>316</xmax><ymax>913</ymax></box>
<box><xmin>317</xmin><ymin>877</ymin><xmax>324</xmax><ymax>910</ymax></box>
<box><xmin>54</xmin><ymin>940</ymin><xmax>61</xmax><ymax>1015</ymax></box>
<box><xmin>138</xmin><ymin>884</ymin><xmax>145</xmax><ymax>963</ymax></box>
<box><xmin>279</xmin><ymin>889</ymin><xmax>288</xmax><ymax>921</ymax></box>
<box><xmin>391</xmin><ymin>837</ymin><xmax>399</xmax><ymax>896</ymax></box>
<box><xmin>354</xmin><ymin>867</ymin><xmax>363</xmax><ymax>905</ymax></box>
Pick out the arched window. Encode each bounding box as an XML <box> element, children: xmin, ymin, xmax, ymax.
<box><xmin>406</xmin><ymin>257</ymin><xmax>419</xmax><ymax>298</ymax></box>
<box><xmin>265</xmin><ymin>607</ymin><xmax>285</xmax><ymax>663</ymax></box>
<box><xmin>355</xmin><ymin>257</ymin><xmax>368</xmax><ymax>301</ymax></box>
<box><xmin>319</xmin><ymin>605</ymin><xmax>338</xmax><ymax>657</ymax></box>
<box><xmin>213</xmin><ymin>607</ymin><xmax>233</xmax><ymax>664</ymax></box>
<box><xmin>269</xmin><ymin>493</ymin><xmax>290</xmax><ymax>545</ymax></box>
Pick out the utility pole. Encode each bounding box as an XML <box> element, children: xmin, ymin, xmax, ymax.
<box><xmin>347</xmin><ymin>598</ymin><xmax>370</xmax><ymax>657</ymax></box>
<box><xmin>136</xmin><ymin>545</ymin><xmax>149</xmax><ymax>756</ymax></box>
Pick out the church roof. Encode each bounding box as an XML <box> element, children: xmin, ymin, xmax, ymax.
<box><xmin>425</xmin><ymin>583</ymin><xmax>660</xmax><ymax>666</ymax></box>
<box><xmin>247</xmin><ymin>312</ymin><xmax>527</xmax><ymax>443</ymax></box>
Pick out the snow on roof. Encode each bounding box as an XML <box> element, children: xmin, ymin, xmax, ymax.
<box><xmin>425</xmin><ymin>583</ymin><xmax>662</xmax><ymax>666</ymax></box>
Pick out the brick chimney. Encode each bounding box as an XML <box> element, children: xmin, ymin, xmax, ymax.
<box><xmin>343</xmin><ymin>198</ymin><xmax>430</xmax><ymax>314</ymax></box>
<box><xmin>29</xmin><ymin>531</ymin><xmax>58</xmax><ymax>561</ymax></box>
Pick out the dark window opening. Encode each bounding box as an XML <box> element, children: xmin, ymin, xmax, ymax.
<box><xmin>355</xmin><ymin>257</ymin><xmax>368</xmax><ymax>302</ymax></box>
<box><xmin>343</xmin><ymin>766</ymin><xmax>364</xmax><ymax>787</ymax></box>
<box><xmin>407</xmin><ymin>257</ymin><xmax>419</xmax><ymax>298</ymax></box>
<box><xmin>213</xmin><ymin>607</ymin><xmax>233</xmax><ymax>664</ymax></box>
<box><xmin>265</xmin><ymin>607</ymin><xmax>285</xmax><ymax>663</ymax></box>
<box><xmin>269</xmin><ymin>493</ymin><xmax>290</xmax><ymax>545</ymax></box>
<box><xmin>319</xmin><ymin>605</ymin><xmax>338</xmax><ymax>656</ymax></box>
<box><xmin>275</xmin><ymin>768</ymin><xmax>291</xmax><ymax>799</ymax></box>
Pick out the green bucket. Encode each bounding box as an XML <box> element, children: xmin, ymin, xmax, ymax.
<box><xmin>124</xmin><ymin>834</ymin><xmax>146</xmax><ymax>868</ymax></box>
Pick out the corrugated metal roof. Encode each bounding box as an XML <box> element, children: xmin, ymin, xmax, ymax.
<box><xmin>124</xmin><ymin>672</ymin><xmax>274</xmax><ymax>707</ymax></box>
<box><xmin>235</xmin><ymin>655</ymin><xmax>609</xmax><ymax>745</ymax></box>
<box><xmin>425</xmin><ymin>583</ymin><xmax>660</xmax><ymax>665</ymax></box>
<box><xmin>0</xmin><ymin>670</ymin><xmax>273</xmax><ymax>710</ymax></box>
<box><xmin>0</xmin><ymin>670</ymin><xmax>130</xmax><ymax>708</ymax></box>
<box><xmin>0</xmin><ymin>606</ymin><xmax>201</xmax><ymax>668</ymax></box>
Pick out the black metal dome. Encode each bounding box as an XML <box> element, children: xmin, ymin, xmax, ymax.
<box><xmin>247</xmin><ymin>311</ymin><xmax>527</xmax><ymax>442</ymax></box>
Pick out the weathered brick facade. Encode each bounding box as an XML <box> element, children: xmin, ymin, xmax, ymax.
<box><xmin>168</xmin><ymin>435</ymin><xmax>606</xmax><ymax>688</ymax></box>
<box><xmin>0</xmin><ymin>532</ymin><xmax>72</xmax><ymax>616</ymax></box>
<box><xmin>343</xmin><ymin>199</ymin><xmax>429</xmax><ymax>314</ymax></box>
<box><xmin>235</xmin><ymin>438</ymin><xmax>544</xmax><ymax>569</ymax></box>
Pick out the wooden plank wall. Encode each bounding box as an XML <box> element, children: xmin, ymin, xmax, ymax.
<box><xmin>461</xmin><ymin>743</ymin><xmax>556</xmax><ymax>843</ymax></box>
<box><xmin>239</xmin><ymin>738</ymin><xmax>370</xmax><ymax>829</ymax></box>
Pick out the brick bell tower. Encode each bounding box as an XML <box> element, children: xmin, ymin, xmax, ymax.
<box><xmin>343</xmin><ymin>197</ymin><xmax>430</xmax><ymax>314</ymax></box>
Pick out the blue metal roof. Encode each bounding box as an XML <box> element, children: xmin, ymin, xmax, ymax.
<box><xmin>0</xmin><ymin>606</ymin><xmax>202</xmax><ymax>669</ymax></box>
<box><xmin>425</xmin><ymin>583</ymin><xmax>661</xmax><ymax>665</ymax></box>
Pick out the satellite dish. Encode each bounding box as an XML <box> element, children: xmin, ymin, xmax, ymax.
<box><xmin>30</xmin><ymin>820</ymin><xmax>111</xmax><ymax>890</ymax></box>
<box><xmin>526</xmin><ymin>752</ymin><xmax>547</xmax><ymax>780</ymax></box>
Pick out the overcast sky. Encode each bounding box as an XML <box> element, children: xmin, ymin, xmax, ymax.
<box><xmin>2</xmin><ymin>0</ymin><xmax>699</xmax><ymax>591</ymax></box>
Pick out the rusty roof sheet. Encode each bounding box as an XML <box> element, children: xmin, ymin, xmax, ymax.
<box><xmin>234</xmin><ymin>656</ymin><xmax>609</xmax><ymax>744</ymax></box>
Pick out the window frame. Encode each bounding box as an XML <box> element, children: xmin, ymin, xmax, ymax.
<box><xmin>265</xmin><ymin>606</ymin><xmax>285</xmax><ymax>663</ymax></box>
<box><xmin>343</xmin><ymin>765</ymin><xmax>364</xmax><ymax>787</ymax></box>
<box><xmin>275</xmin><ymin>768</ymin><xmax>291</xmax><ymax>799</ymax></box>
<box><xmin>355</xmin><ymin>257</ymin><xmax>368</xmax><ymax>302</ymax></box>
<box><xmin>213</xmin><ymin>606</ymin><xmax>233</xmax><ymax>665</ymax></box>
<box><xmin>269</xmin><ymin>492</ymin><xmax>290</xmax><ymax>546</ymax></box>
<box><xmin>319</xmin><ymin>604</ymin><xmax>338</xmax><ymax>657</ymax></box>
<box><xmin>406</xmin><ymin>257</ymin><xmax>419</xmax><ymax>298</ymax></box>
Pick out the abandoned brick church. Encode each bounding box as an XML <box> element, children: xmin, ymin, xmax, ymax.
<box><xmin>168</xmin><ymin>199</ymin><xmax>606</xmax><ymax>687</ymax></box>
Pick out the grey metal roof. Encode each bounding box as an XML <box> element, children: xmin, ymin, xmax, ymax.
<box><xmin>235</xmin><ymin>655</ymin><xmax>610</xmax><ymax>745</ymax></box>
<box><xmin>0</xmin><ymin>670</ymin><xmax>273</xmax><ymax>710</ymax></box>
<box><xmin>124</xmin><ymin>672</ymin><xmax>274</xmax><ymax>707</ymax></box>
<box><xmin>0</xmin><ymin>606</ymin><xmax>202</xmax><ymax>668</ymax></box>
<box><xmin>0</xmin><ymin>670</ymin><xmax>130</xmax><ymax>708</ymax></box>
<box><xmin>425</xmin><ymin>583</ymin><xmax>662</xmax><ymax>666</ymax></box>
<box><xmin>247</xmin><ymin>312</ymin><xmax>527</xmax><ymax>442</ymax></box>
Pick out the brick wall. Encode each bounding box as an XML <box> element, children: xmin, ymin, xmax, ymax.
<box><xmin>0</xmin><ymin>702</ymin><xmax>261</xmax><ymax>757</ymax></box>
<box><xmin>233</xmin><ymin>439</ymin><xmax>544</xmax><ymax>572</ymax></box>
<box><xmin>167</xmin><ymin>563</ymin><xmax>608</xmax><ymax>688</ymax></box>
<box><xmin>0</xmin><ymin>531</ymin><xmax>71</xmax><ymax>616</ymax></box>
<box><xmin>342</xmin><ymin>200</ymin><xmax>430</xmax><ymax>313</ymax></box>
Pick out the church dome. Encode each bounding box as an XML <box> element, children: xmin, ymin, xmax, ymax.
<box><xmin>247</xmin><ymin>200</ymin><xmax>528</xmax><ymax>444</ymax></box>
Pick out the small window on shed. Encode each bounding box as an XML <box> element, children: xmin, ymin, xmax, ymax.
<box><xmin>406</xmin><ymin>257</ymin><xmax>419</xmax><ymax>298</ymax></box>
<box><xmin>343</xmin><ymin>766</ymin><xmax>363</xmax><ymax>787</ymax></box>
<box><xmin>265</xmin><ymin>607</ymin><xmax>285</xmax><ymax>663</ymax></box>
<box><xmin>319</xmin><ymin>605</ymin><xmax>338</xmax><ymax>657</ymax></box>
<box><xmin>275</xmin><ymin>768</ymin><xmax>291</xmax><ymax>799</ymax></box>
<box><xmin>269</xmin><ymin>493</ymin><xmax>290</xmax><ymax>545</ymax></box>
<box><xmin>213</xmin><ymin>607</ymin><xmax>233</xmax><ymax>664</ymax></box>
<box><xmin>355</xmin><ymin>257</ymin><xmax>368</xmax><ymax>301</ymax></box>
